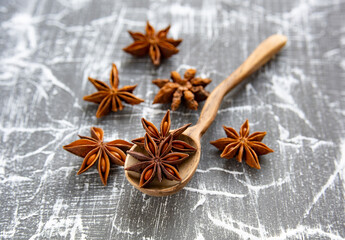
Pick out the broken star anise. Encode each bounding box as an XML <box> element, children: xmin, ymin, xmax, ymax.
<box><xmin>126</xmin><ymin>134</ymin><xmax>189</xmax><ymax>187</ymax></box>
<box><xmin>152</xmin><ymin>69</ymin><xmax>212</xmax><ymax>110</ymax></box>
<box><xmin>123</xmin><ymin>21</ymin><xmax>182</xmax><ymax>66</ymax></box>
<box><xmin>63</xmin><ymin>127</ymin><xmax>133</xmax><ymax>185</ymax></box>
<box><xmin>83</xmin><ymin>63</ymin><xmax>144</xmax><ymax>118</ymax></box>
<box><xmin>210</xmin><ymin>120</ymin><xmax>274</xmax><ymax>169</ymax></box>
<box><xmin>131</xmin><ymin>110</ymin><xmax>196</xmax><ymax>153</ymax></box>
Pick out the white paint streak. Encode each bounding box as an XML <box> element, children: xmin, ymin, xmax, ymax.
<box><xmin>191</xmin><ymin>196</ymin><xmax>206</xmax><ymax>211</ymax></box>
<box><xmin>302</xmin><ymin>139</ymin><xmax>345</xmax><ymax>219</ymax></box>
<box><xmin>235</xmin><ymin>175</ymin><xmax>291</xmax><ymax>194</ymax></box>
<box><xmin>279</xmin><ymin>135</ymin><xmax>334</xmax><ymax>150</ymax></box>
<box><xmin>267</xmin><ymin>225</ymin><xmax>344</xmax><ymax>240</ymax></box>
<box><xmin>184</xmin><ymin>187</ymin><xmax>246</xmax><ymax>198</ymax></box>
<box><xmin>340</xmin><ymin>60</ymin><xmax>345</xmax><ymax>71</ymax></box>
<box><xmin>196</xmin><ymin>167</ymin><xmax>243</xmax><ymax>175</ymax></box>
<box><xmin>209</xmin><ymin>214</ymin><xmax>344</xmax><ymax>240</ymax></box>
<box><xmin>0</xmin><ymin>175</ymin><xmax>32</xmax><ymax>184</ymax></box>
<box><xmin>194</xmin><ymin>231</ymin><xmax>205</xmax><ymax>240</ymax></box>
<box><xmin>57</xmin><ymin>0</ymin><xmax>91</xmax><ymax>10</ymax></box>
<box><xmin>208</xmin><ymin>213</ymin><xmax>262</xmax><ymax>240</ymax></box>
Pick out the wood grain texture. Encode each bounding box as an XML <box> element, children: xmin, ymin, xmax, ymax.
<box><xmin>0</xmin><ymin>0</ymin><xmax>344</xmax><ymax>239</ymax></box>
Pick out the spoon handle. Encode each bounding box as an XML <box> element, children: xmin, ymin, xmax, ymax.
<box><xmin>191</xmin><ymin>34</ymin><xmax>287</xmax><ymax>138</ymax></box>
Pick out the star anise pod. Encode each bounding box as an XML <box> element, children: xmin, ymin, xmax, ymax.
<box><xmin>131</xmin><ymin>110</ymin><xmax>196</xmax><ymax>153</ymax></box>
<box><xmin>83</xmin><ymin>63</ymin><xmax>144</xmax><ymax>118</ymax></box>
<box><xmin>152</xmin><ymin>69</ymin><xmax>212</xmax><ymax>110</ymax></box>
<box><xmin>210</xmin><ymin>120</ymin><xmax>274</xmax><ymax>169</ymax></box>
<box><xmin>126</xmin><ymin>134</ymin><xmax>189</xmax><ymax>187</ymax></box>
<box><xmin>123</xmin><ymin>21</ymin><xmax>182</xmax><ymax>66</ymax></box>
<box><xmin>63</xmin><ymin>127</ymin><xmax>133</xmax><ymax>185</ymax></box>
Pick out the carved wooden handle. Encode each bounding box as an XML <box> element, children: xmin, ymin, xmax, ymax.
<box><xmin>191</xmin><ymin>34</ymin><xmax>287</xmax><ymax>138</ymax></box>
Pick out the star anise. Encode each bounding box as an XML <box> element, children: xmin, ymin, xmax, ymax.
<box><xmin>152</xmin><ymin>69</ymin><xmax>212</xmax><ymax>110</ymax></box>
<box><xmin>131</xmin><ymin>110</ymin><xmax>196</xmax><ymax>153</ymax></box>
<box><xmin>63</xmin><ymin>127</ymin><xmax>133</xmax><ymax>185</ymax></box>
<box><xmin>123</xmin><ymin>21</ymin><xmax>182</xmax><ymax>66</ymax></box>
<box><xmin>126</xmin><ymin>134</ymin><xmax>189</xmax><ymax>187</ymax></box>
<box><xmin>83</xmin><ymin>63</ymin><xmax>144</xmax><ymax>118</ymax></box>
<box><xmin>210</xmin><ymin>120</ymin><xmax>274</xmax><ymax>169</ymax></box>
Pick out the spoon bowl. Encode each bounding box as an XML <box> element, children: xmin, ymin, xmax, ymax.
<box><xmin>125</xmin><ymin>131</ymin><xmax>200</xmax><ymax>196</ymax></box>
<box><xmin>125</xmin><ymin>34</ymin><xmax>288</xmax><ymax>196</ymax></box>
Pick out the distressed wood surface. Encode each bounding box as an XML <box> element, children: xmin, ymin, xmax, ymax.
<box><xmin>0</xmin><ymin>0</ymin><xmax>344</xmax><ymax>239</ymax></box>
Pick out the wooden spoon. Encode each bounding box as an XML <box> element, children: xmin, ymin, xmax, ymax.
<box><xmin>125</xmin><ymin>34</ymin><xmax>288</xmax><ymax>196</ymax></box>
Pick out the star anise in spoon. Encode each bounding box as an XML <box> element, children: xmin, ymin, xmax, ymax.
<box><xmin>131</xmin><ymin>110</ymin><xmax>196</xmax><ymax>153</ymax></box>
<box><xmin>123</xmin><ymin>21</ymin><xmax>182</xmax><ymax>66</ymax></box>
<box><xmin>152</xmin><ymin>69</ymin><xmax>212</xmax><ymax>110</ymax></box>
<box><xmin>63</xmin><ymin>127</ymin><xmax>133</xmax><ymax>185</ymax></box>
<box><xmin>210</xmin><ymin>120</ymin><xmax>274</xmax><ymax>169</ymax></box>
<box><xmin>83</xmin><ymin>63</ymin><xmax>144</xmax><ymax>118</ymax></box>
<box><xmin>126</xmin><ymin>134</ymin><xmax>189</xmax><ymax>187</ymax></box>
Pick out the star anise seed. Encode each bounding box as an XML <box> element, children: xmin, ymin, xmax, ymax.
<box><xmin>131</xmin><ymin>110</ymin><xmax>196</xmax><ymax>153</ymax></box>
<box><xmin>63</xmin><ymin>127</ymin><xmax>133</xmax><ymax>185</ymax></box>
<box><xmin>83</xmin><ymin>63</ymin><xmax>144</xmax><ymax>118</ymax></box>
<box><xmin>126</xmin><ymin>134</ymin><xmax>189</xmax><ymax>187</ymax></box>
<box><xmin>123</xmin><ymin>21</ymin><xmax>182</xmax><ymax>66</ymax></box>
<box><xmin>152</xmin><ymin>69</ymin><xmax>211</xmax><ymax>110</ymax></box>
<box><xmin>210</xmin><ymin>120</ymin><xmax>274</xmax><ymax>169</ymax></box>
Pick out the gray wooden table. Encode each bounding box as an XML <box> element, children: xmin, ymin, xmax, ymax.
<box><xmin>1</xmin><ymin>0</ymin><xmax>344</xmax><ymax>239</ymax></box>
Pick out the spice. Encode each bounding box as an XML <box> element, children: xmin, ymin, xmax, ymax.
<box><xmin>131</xmin><ymin>110</ymin><xmax>196</xmax><ymax>153</ymax></box>
<box><xmin>63</xmin><ymin>127</ymin><xmax>133</xmax><ymax>185</ymax></box>
<box><xmin>123</xmin><ymin>21</ymin><xmax>182</xmax><ymax>66</ymax></box>
<box><xmin>210</xmin><ymin>120</ymin><xmax>274</xmax><ymax>169</ymax></box>
<box><xmin>152</xmin><ymin>69</ymin><xmax>211</xmax><ymax>110</ymax></box>
<box><xmin>83</xmin><ymin>63</ymin><xmax>144</xmax><ymax>118</ymax></box>
<box><xmin>126</xmin><ymin>134</ymin><xmax>189</xmax><ymax>187</ymax></box>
